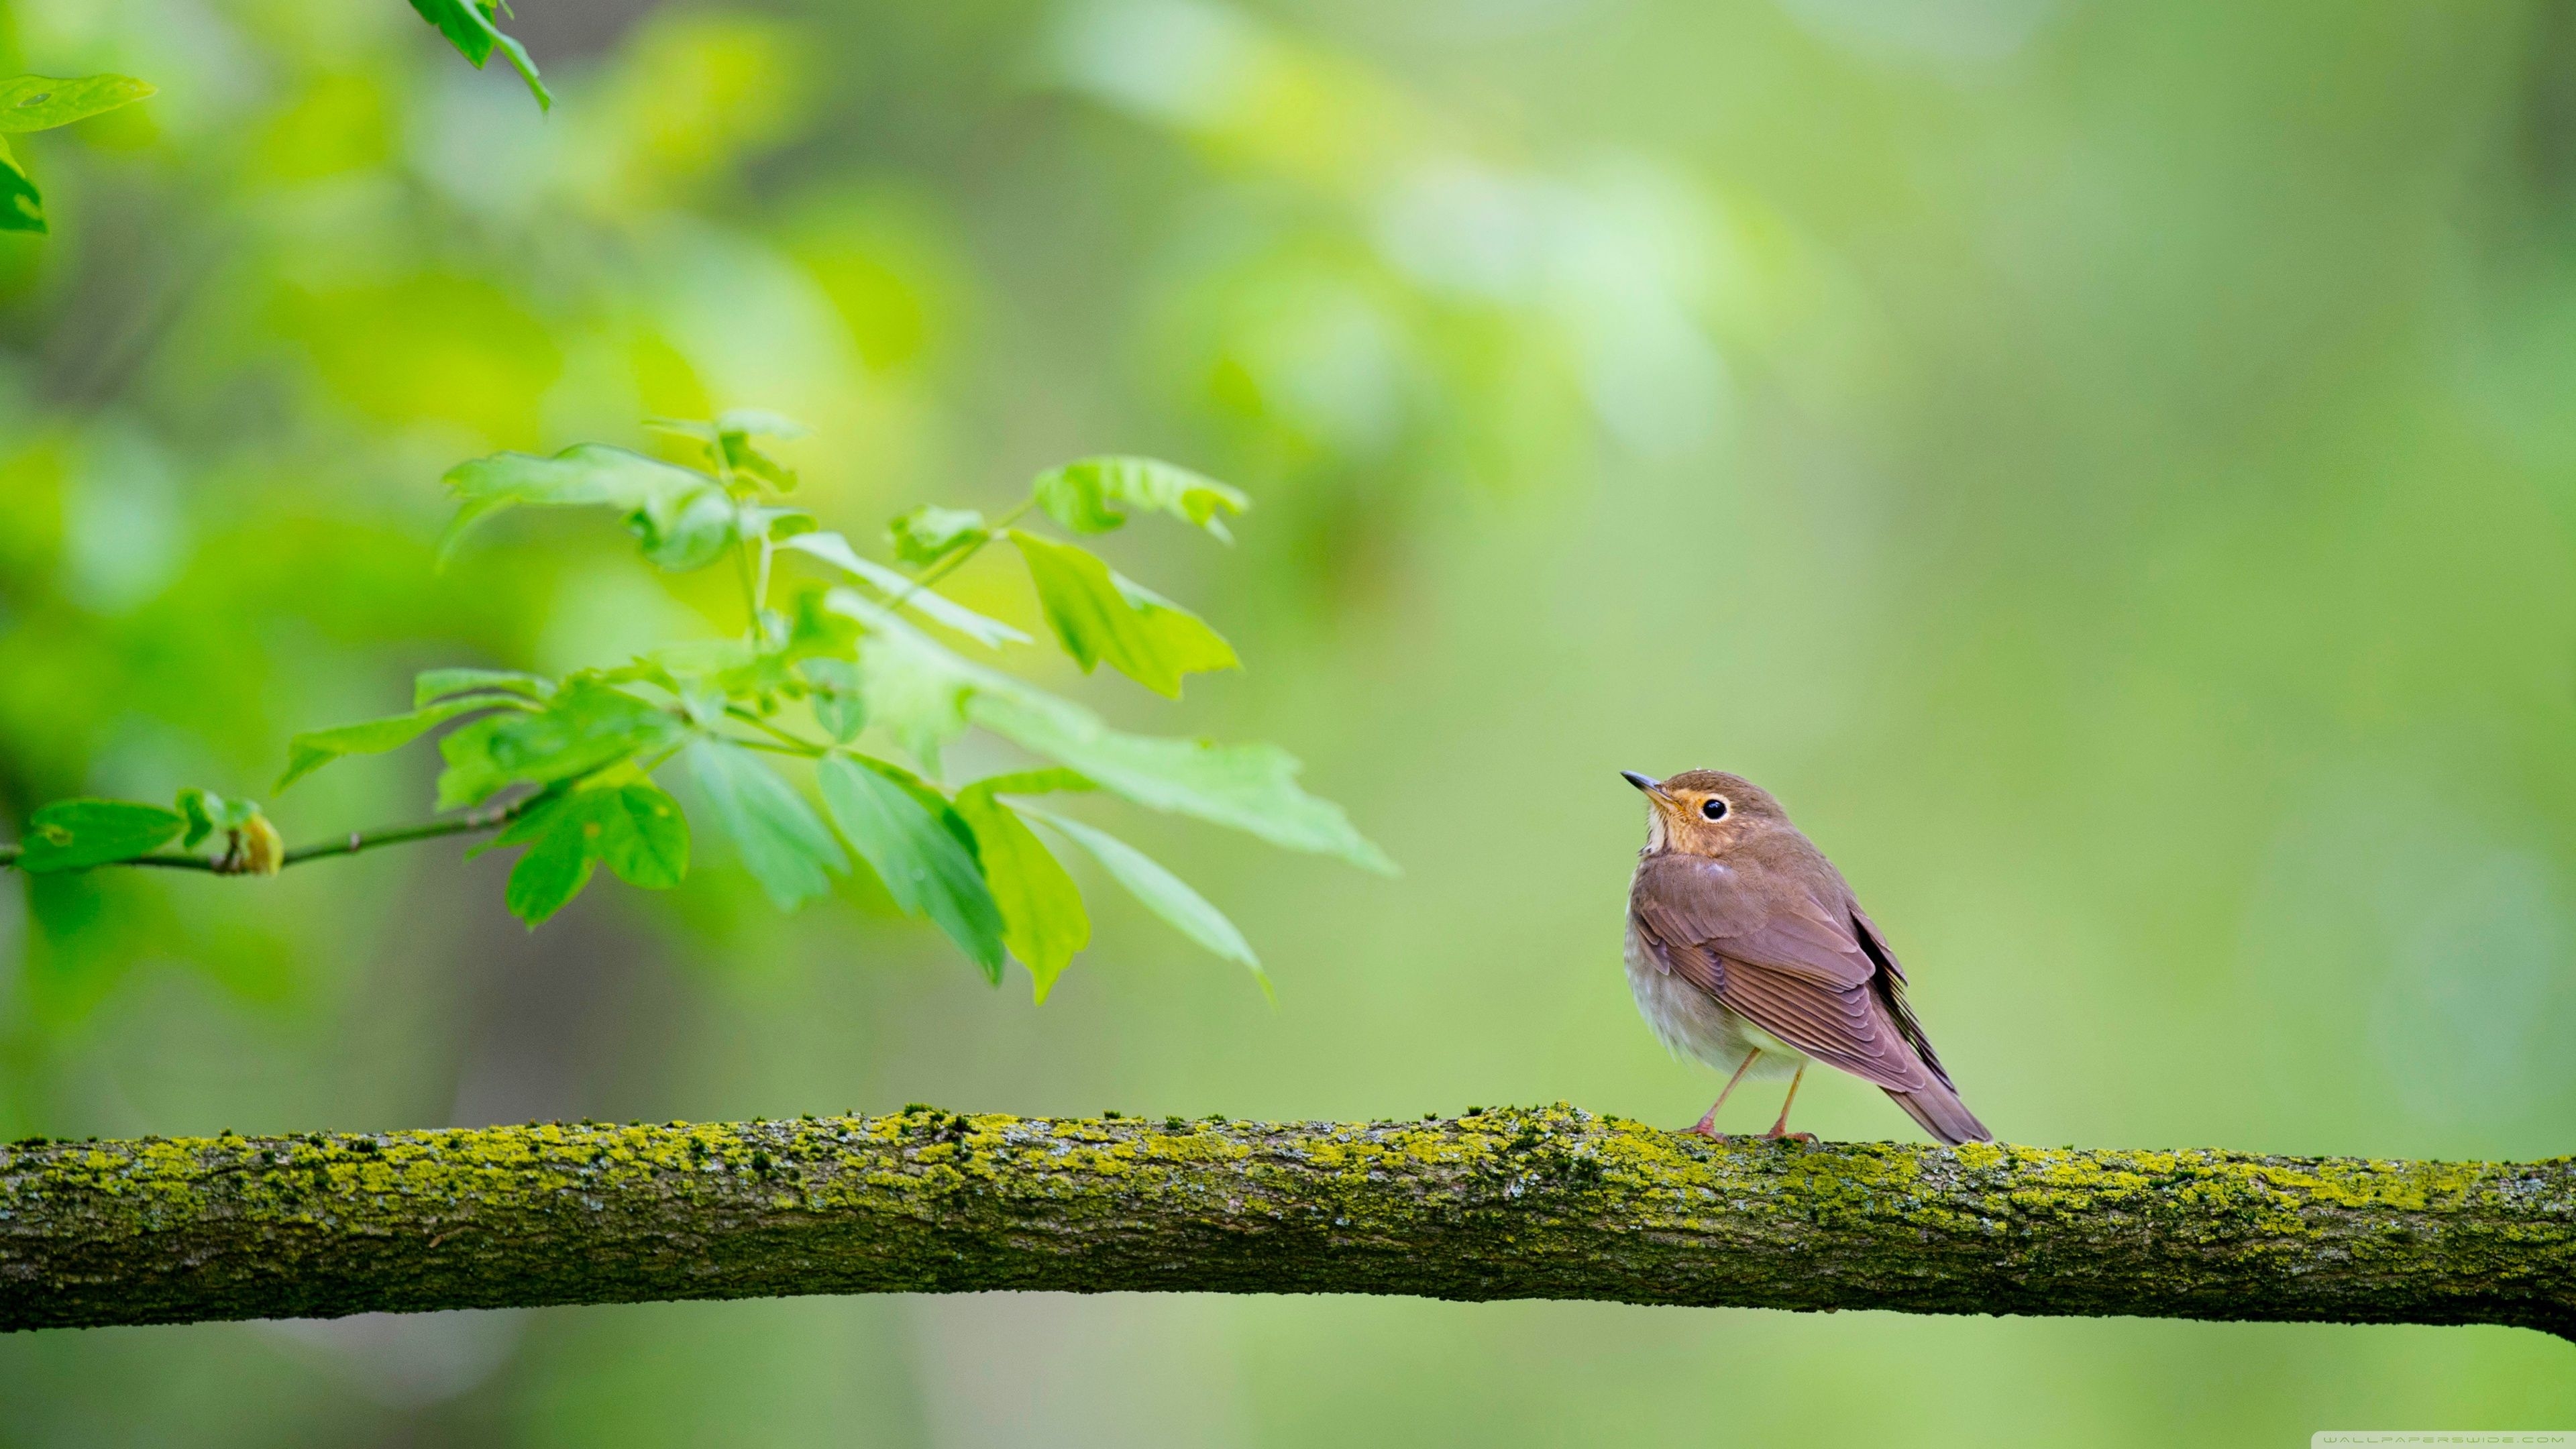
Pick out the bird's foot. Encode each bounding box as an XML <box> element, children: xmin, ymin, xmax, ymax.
<box><xmin>1761</xmin><ymin>1129</ymin><xmax>1818</xmax><ymax>1144</ymax></box>
<box><xmin>1686</xmin><ymin>1121</ymin><xmax>1731</xmax><ymax>1141</ymax></box>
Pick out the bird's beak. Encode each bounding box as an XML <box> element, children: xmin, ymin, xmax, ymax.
<box><xmin>1621</xmin><ymin>770</ymin><xmax>1670</xmax><ymax>804</ymax></box>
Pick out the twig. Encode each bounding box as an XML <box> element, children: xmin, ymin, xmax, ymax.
<box><xmin>722</xmin><ymin>706</ymin><xmax>826</xmax><ymax>754</ymax></box>
<box><xmin>1</xmin><ymin>798</ymin><xmax>544</xmax><ymax>875</ymax></box>
<box><xmin>277</xmin><ymin>798</ymin><xmax>538</xmax><ymax>867</ymax></box>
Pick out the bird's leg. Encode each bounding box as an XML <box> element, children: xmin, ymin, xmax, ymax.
<box><xmin>1762</xmin><ymin>1064</ymin><xmax>1817</xmax><ymax>1143</ymax></box>
<box><xmin>1691</xmin><ymin>1051</ymin><xmax>1762</xmax><ymax>1138</ymax></box>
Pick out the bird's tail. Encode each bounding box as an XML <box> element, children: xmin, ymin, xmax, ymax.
<box><xmin>1886</xmin><ymin>1081</ymin><xmax>1992</xmax><ymax>1146</ymax></box>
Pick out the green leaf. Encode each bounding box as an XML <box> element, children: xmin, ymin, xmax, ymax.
<box><xmin>816</xmin><ymin>754</ymin><xmax>1005</xmax><ymax>978</ymax></box>
<box><xmin>637</xmin><ymin>500</ymin><xmax>739</xmax><ymax>573</ymax></box>
<box><xmin>175</xmin><ymin>789</ymin><xmax>261</xmax><ymax>850</ymax></box>
<box><xmin>441</xmin><ymin>444</ymin><xmax>733</xmax><ymax>571</ymax></box>
<box><xmin>648</xmin><ymin>411</ymin><xmax>806</xmax><ymax>490</ymax></box>
<box><xmin>812</xmin><ymin>582</ymin><xmax>1038</xmax><ymax>769</ymax></box>
<box><xmin>720</xmin><ymin>435</ymin><xmax>796</xmax><ymax>492</ymax></box>
<box><xmin>964</xmin><ymin>768</ymin><xmax>1095</xmax><ymax>798</ymax></box>
<box><xmin>638</xmin><ymin>637</ymin><xmax>766</xmax><ymax>714</ymax></box>
<box><xmin>830</xmin><ymin>594</ymin><xmax>1391</xmax><ymax>871</ymax></box>
<box><xmin>714</xmin><ymin>409</ymin><xmax>808</xmax><ymax>439</ymax></box>
<box><xmin>953</xmin><ymin>788</ymin><xmax>1089</xmax><ymax>1000</ymax></box>
<box><xmin>405</xmin><ymin>0</ymin><xmax>550</xmax><ymax>110</ymax></box>
<box><xmin>0</xmin><ymin>136</ymin><xmax>39</xmax><ymax>235</ymax></box>
<box><xmin>0</xmin><ymin>74</ymin><xmax>156</xmax><ymax>134</ymax></box>
<box><xmin>741</xmin><ymin>504</ymin><xmax>816</xmax><ymax>543</ymax></box>
<box><xmin>1009</xmin><ymin>531</ymin><xmax>1238</xmax><ymax>697</ymax></box>
<box><xmin>415</xmin><ymin>667</ymin><xmax>553</xmax><ymax>708</ymax></box>
<box><xmin>281</xmin><ymin>693</ymin><xmax>532</xmax><ymax>792</ymax></box>
<box><xmin>15</xmin><ymin>800</ymin><xmax>184</xmax><ymax>873</ymax></box>
<box><xmin>887</xmin><ymin>505</ymin><xmax>988</xmax><ymax>568</ymax></box>
<box><xmin>848</xmin><ymin>619</ymin><xmax>972</xmax><ymax>773</ymax></box>
<box><xmin>0</xmin><ymin>76</ymin><xmax>155</xmax><ymax>235</ymax></box>
<box><xmin>686</xmin><ymin>741</ymin><xmax>843</xmax><ymax>910</ymax></box>
<box><xmin>971</xmin><ymin>692</ymin><xmax>1392</xmax><ymax>873</ymax></box>
<box><xmin>435</xmin><ymin>684</ymin><xmax>684</xmax><ymax>810</ymax></box>
<box><xmin>176</xmin><ymin>791</ymin><xmax>213</xmax><ymax>849</ymax></box>
<box><xmin>591</xmin><ymin>782</ymin><xmax>690</xmax><ymax>888</ymax></box>
<box><xmin>783</xmin><ymin>533</ymin><xmax>1030</xmax><ymax>647</ymax></box>
<box><xmin>800</xmin><ymin>658</ymin><xmax>867</xmax><ymax>743</ymax></box>
<box><xmin>486</xmin><ymin>782</ymin><xmax>690</xmax><ymax>926</ymax></box>
<box><xmin>653</xmin><ymin>410</ymin><xmax>808</xmax><ymax>443</ymax></box>
<box><xmin>787</xmin><ymin>587</ymin><xmax>862</xmax><ymax>657</ymax></box>
<box><xmin>500</xmin><ymin>798</ymin><xmax>596</xmax><ymax>926</ymax></box>
<box><xmin>1018</xmin><ymin>805</ymin><xmax>1260</xmax><ymax>974</ymax></box>
<box><xmin>846</xmin><ymin>755</ymin><xmax>983</xmax><ymax>859</ymax></box>
<box><xmin>1031</xmin><ymin>456</ymin><xmax>1249</xmax><ymax>543</ymax></box>
<box><xmin>491</xmin><ymin>781</ymin><xmax>690</xmax><ymax>887</ymax></box>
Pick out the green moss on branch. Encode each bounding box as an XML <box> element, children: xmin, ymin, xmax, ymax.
<box><xmin>2</xmin><ymin>1106</ymin><xmax>2569</xmax><ymax>1338</ymax></box>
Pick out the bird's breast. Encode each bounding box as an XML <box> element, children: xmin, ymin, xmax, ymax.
<box><xmin>1627</xmin><ymin>920</ymin><xmax>1743</xmax><ymax>1069</ymax></box>
<box><xmin>1624</xmin><ymin>911</ymin><xmax>1809</xmax><ymax>1080</ymax></box>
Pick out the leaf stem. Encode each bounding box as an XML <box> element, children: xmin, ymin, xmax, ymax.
<box><xmin>722</xmin><ymin>706</ymin><xmax>826</xmax><ymax>755</ymax></box>
<box><xmin>894</xmin><ymin>498</ymin><xmax>1035</xmax><ymax>609</ymax></box>
<box><xmin>733</xmin><ymin>535</ymin><xmax>763</xmax><ymax>637</ymax></box>
<box><xmin>634</xmin><ymin>742</ymin><xmax>688</xmax><ymax>777</ymax></box>
<box><xmin>712</xmin><ymin>451</ymin><xmax>764</xmax><ymax>635</ymax></box>
<box><xmin>716</xmin><ymin>735</ymin><xmax>814</xmax><ymax>757</ymax></box>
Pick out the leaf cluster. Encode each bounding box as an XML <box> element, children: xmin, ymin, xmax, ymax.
<box><xmin>0</xmin><ymin>414</ymin><xmax>1386</xmax><ymax>1002</ymax></box>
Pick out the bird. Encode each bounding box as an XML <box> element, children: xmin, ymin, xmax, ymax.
<box><xmin>1621</xmin><ymin>769</ymin><xmax>1991</xmax><ymax>1146</ymax></box>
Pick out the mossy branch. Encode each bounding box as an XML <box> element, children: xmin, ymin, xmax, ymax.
<box><xmin>3</xmin><ymin>1106</ymin><xmax>2569</xmax><ymax>1338</ymax></box>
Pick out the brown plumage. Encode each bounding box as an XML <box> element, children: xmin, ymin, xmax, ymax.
<box><xmin>1621</xmin><ymin>768</ymin><xmax>1992</xmax><ymax>1146</ymax></box>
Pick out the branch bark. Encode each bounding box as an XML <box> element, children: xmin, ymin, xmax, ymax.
<box><xmin>3</xmin><ymin>1106</ymin><xmax>2569</xmax><ymax>1338</ymax></box>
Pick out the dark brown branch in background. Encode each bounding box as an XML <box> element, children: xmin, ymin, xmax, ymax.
<box><xmin>3</xmin><ymin>1106</ymin><xmax>2569</xmax><ymax>1338</ymax></box>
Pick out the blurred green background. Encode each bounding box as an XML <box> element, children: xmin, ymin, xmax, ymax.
<box><xmin>3</xmin><ymin>0</ymin><xmax>2573</xmax><ymax>1441</ymax></box>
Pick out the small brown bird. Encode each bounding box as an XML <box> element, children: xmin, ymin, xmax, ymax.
<box><xmin>1623</xmin><ymin>769</ymin><xmax>1991</xmax><ymax>1145</ymax></box>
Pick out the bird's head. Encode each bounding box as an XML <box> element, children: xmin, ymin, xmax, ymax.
<box><xmin>1621</xmin><ymin>768</ymin><xmax>1785</xmax><ymax>857</ymax></box>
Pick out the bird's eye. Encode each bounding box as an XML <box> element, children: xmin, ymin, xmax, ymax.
<box><xmin>1700</xmin><ymin>798</ymin><xmax>1728</xmax><ymax>821</ymax></box>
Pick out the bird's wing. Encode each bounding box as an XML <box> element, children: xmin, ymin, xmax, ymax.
<box><xmin>1849</xmin><ymin>904</ymin><xmax>1957</xmax><ymax>1091</ymax></box>
<box><xmin>1629</xmin><ymin>855</ymin><xmax>1871</xmax><ymax>987</ymax></box>
<box><xmin>1630</xmin><ymin>854</ymin><xmax>1935</xmax><ymax>1093</ymax></box>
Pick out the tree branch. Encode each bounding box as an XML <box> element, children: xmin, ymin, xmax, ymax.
<box><xmin>2</xmin><ymin>1106</ymin><xmax>2568</xmax><ymax>1338</ymax></box>
<box><xmin>0</xmin><ymin>797</ymin><xmax>539</xmax><ymax>875</ymax></box>
<box><xmin>276</xmin><ymin>800</ymin><xmax>531</xmax><ymax>868</ymax></box>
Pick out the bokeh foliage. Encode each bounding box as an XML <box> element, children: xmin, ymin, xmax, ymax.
<box><xmin>1</xmin><ymin>0</ymin><xmax>2573</xmax><ymax>1443</ymax></box>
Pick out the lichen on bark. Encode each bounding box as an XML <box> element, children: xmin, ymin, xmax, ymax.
<box><xmin>1</xmin><ymin>1105</ymin><xmax>2569</xmax><ymax>1338</ymax></box>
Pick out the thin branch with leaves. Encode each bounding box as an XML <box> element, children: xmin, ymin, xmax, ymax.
<box><xmin>0</xmin><ymin>414</ymin><xmax>1389</xmax><ymax>1002</ymax></box>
